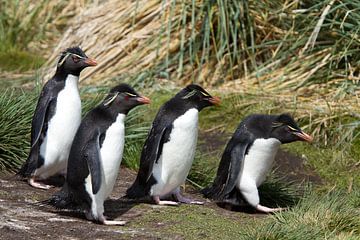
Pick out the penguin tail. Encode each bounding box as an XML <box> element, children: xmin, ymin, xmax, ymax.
<box><xmin>202</xmin><ymin>185</ymin><xmax>246</xmax><ymax>206</ymax></box>
<box><xmin>16</xmin><ymin>162</ymin><xmax>30</xmax><ymax>178</ymax></box>
<box><xmin>39</xmin><ymin>184</ymin><xmax>78</xmax><ymax>210</ymax></box>
<box><xmin>16</xmin><ymin>151</ymin><xmax>39</xmax><ymax>178</ymax></box>
<box><xmin>125</xmin><ymin>179</ymin><xmax>147</xmax><ymax>199</ymax></box>
<box><xmin>201</xmin><ymin>185</ymin><xmax>221</xmax><ymax>200</ymax></box>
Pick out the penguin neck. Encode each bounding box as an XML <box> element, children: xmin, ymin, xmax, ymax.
<box><xmin>170</xmin><ymin>98</ymin><xmax>201</xmax><ymax>113</ymax></box>
<box><xmin>114</xmin><ymin>113</ymin><xmax>126</xmax><ymax>125</ymax></box>
<box><xmin>64</xmin><ymin>74</ymin><xmax>79</xmax><ymax>89</ymax></box>
<box><xmin>54</xmin><ymin>66</ymin><xmax>81</xmax><ymax>81</ymax></box>
<box><xmin>101</xmin><ymin>106</ymin><xmax>128</xmax><ymax>123</ymax></box>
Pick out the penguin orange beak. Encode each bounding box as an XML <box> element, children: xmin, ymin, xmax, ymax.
<box><xmin>136</xmin><ymin>96</ymin><xmax>151</xmax><ymax>104</ymax></box>
<box><xmin>84</xmin><ymin>58</ymin><xmax>97</xmax><ymax>66</ymax></box>
<box><xmin>294</xmin><ymin>131</ymin><xmax>313</xmax><ymax>143</ymax></box>
<box><xmin>209</xmin><ymin>96</ymin><xmax>221</xmax><ymax>105</ymax></box>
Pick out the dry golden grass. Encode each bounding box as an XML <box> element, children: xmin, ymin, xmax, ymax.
<box><xmin>15</xmin><ymin>0</ymin><xmax>360</xmax><ymax>142</ymax></box>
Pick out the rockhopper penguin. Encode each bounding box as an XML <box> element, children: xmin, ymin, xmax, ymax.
<box><xmin>46</xmin><ymin>84</ymin><xmax>150</xmax><ymax>225</ymax></box>
<box><xmin>126</xmin><ymin>84</ymin><xmax>220</xmax><ymax>205</ymax></box>
<box><xmin>18</xmin><ymin>47</ymin><xmax>97</xmax><ymax>189</ymax></box>
<box><xmin>202</xmin><ymin>114</ymin><xmax>313</xmax><ymax>213</ymax></box>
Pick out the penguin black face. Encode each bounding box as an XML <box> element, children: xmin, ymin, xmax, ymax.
<box><xmin>270</xmin><ymin>114</ymin><xmax>313</xmax><ymax>144</ymax></box>
<box><xmin>57</xmin><ymin>47</ymin><xmax>97</xmax><ymax>76</ymax></box>
<box><xmin>179</xmin><ymin>84</ymin><xmax>221</xmax><ymax>110</ymax></box>
<box><xmin>103</xmin><ymin>84</ymin><xmax>150</xmax><ymax>114</ymax></box>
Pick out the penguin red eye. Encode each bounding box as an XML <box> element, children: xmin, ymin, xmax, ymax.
<box><xmin>125</xmin><ymin>95</ymin><xmax>129</xmax><ymax>101</ymax></box>
<box><xmin>72</xmin><ymin>56</ymin><xmax>80</xmax><ymax>63</ymax></box>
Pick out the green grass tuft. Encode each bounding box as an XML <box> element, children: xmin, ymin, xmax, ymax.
<box><xmin>0</xmin><ymin>90</ymin><xmax>35</xmax><ymax>172</ymax></box>
<box><xmin>0</xmin><ymin>87</ymin><xmax>149</xmax><ymax>173</ymax></box>
<box><xmin>244</xmin><ymin>190</ymin><xmax>360</xmax><ymax>239</ymax></box>
<box><xmin>0</xmin><ymin>49</ymin><xmax>45</xmax><ymax>72</ymax></box>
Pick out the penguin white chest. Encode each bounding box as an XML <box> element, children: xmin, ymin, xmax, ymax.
<box><xmin>151</xmin><ymin>108</ymin><xmax>199</xmax><ymax>196</ymax></box>
<box><xmin>238</xmin><ymin>138</ymin><xmax>281</xmax><ymax>187</ymax></box>
<box><xmin>83</xmin><ymin>114</ymin><xmax>126</xmax><ymax>220</ymax></box>
<box><xmin>39</xmin><ymin>75</ymin><xmax>81</xmax><ymax>174</ymax></box>
<box><xmin>98</xmin><ymin>113</ymin><xmax>126</xmax><ymax>198</ymax></box>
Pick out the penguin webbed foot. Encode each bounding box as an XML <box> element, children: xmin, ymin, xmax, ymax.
<box><xmin>98</xmin><ymin>215</ymin><xmax>126</xmax><ymax>226</ymax></box>
<box><xmin>153</xmin><ymin>196</ymin><xmax>179</xmax><ymax>206</ymax></box>
<box><xmin>255</xmin><ymin>204</ymin><xmax>287</xmax><ymax>213</ymax></box>
<box><xmin>86</xmin><ymin>211</ymin><xmax>126</xmax><ymax>226</ymax></box>
<box><xmin>101</xmin><ymin>219</ymin><xmax>127</xmax><ymax>226</ymax></box>
<box><xmin>28</xmin><ymin>177</ymin><xmax>53</xmax><ymax>190</ymax></box>
<box><xmin>173</xmin><ymin>192</ymin><xmax>204</xmax><ymax>205</ymax></box>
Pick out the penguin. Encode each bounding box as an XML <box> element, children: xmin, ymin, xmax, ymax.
<box><xmin>46</xmin><ymin>84</ymin><xmax>150</xmax><ymax>225</ymax></box>
<box><xmin>18</xmin><ymin>47</ymin><xmax>97</xmax><ymax>189</ymax></box>
<box><xmin>202</xmin><ymin>114</ymin><xmax>313</xmax><ymax>213</ymax></box>
<box><xmin>126</xmin><ymin>84</ymin><xmax>220</xmax><ymax>205</ymax></box>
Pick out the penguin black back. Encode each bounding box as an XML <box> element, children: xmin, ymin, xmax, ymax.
<box><xmin>203</xmin><ymin>113</ymin><xmax>313</xmax><ymax>202</ymax></box>
<box><xmin>18</xmin><ymin>46</ymin><xmax>97</xmax><ymax>183</ymax></box>
<box><xmin>126</xmin><ymin>84</ymin><xmax>220</xmax><ymax>199</ymax></box>
<box><xmin>49</xmin><ymin>84</ymin><xmax>150</xmax><ymax>215</ymax></box>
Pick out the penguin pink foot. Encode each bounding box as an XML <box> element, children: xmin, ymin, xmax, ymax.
<box><xmin>153</xmin><ymin>196</ymin><xmax>179</xmax><ymax>206</ymax></box>
<box><xmin>173</xmin><ymin>190</ymin><xmax>204</xmax><ymax>205</ymax></box>
<box><xmin>85</xmin><ymin>211</ymin><xmax>126</xmax><ymax>225</ymax></box>
<box><xmin>28</xmin><ymin>177</ymin><xmax>52</xmax><ymax>190</ymax></box>
<box><xmin>255</xmin><ymin>204</ymin><xmax>287</xmax><ymax>213</ymax></box>
<box><xmin>100</xmin><ymin>216</ymin><xmax>126</xmax><ymax>226</ymax></box>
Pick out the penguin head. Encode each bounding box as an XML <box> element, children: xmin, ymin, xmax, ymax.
<box><xmin>270</xmin><ymin>114</ymin><xmax>313</xmax><ymax>144</ymax></box>
<box><xmin>178</xmin><ymin>84</ymin><xmax>221</xmax><ymax>111</ymax></box>
<box><xmin>56</xmin><ymin>47</ymin><xmax>97</xmax><ymax>76</ymax></box>
<box><xmin>103</xmin><ymin>84</ymin><xmax>150</xmax><ymax>114</ymax></box>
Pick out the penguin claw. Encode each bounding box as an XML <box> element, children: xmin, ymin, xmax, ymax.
<box><xmin>28</xmin><ymin>178</ymin><xmax>52</xmax><ymax>190</ymax></box>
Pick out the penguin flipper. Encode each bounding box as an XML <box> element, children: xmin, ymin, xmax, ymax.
<box><xmin>83</xmin><ymin>133</ymin><xmax>102</xmax><ymax>195</ymax></box>
<box><xmin>203</xmin><ymin>134</ymin><xmax>251</xmax><ymax>201</ymax></box>
<box><xmin>31</xmin><ymin>91</ymin><xmax>56</xmax><ymax>149</ymax></box>
<box><xmin>18</xmin><ymin>93</ymin><xmax>56</xmax><ymax>177</ymax></box>
<box><xmin>126</xmin><ymin>124</ymin><xmax>172</xmax><ymax>198</ymax></box>
<box><xmin>146</xmin><ymin>124</ymin><xmax>172</xmax><ymax>181</ymax></box>
<box><xmin>222</xmin><ymin>143</ymin><xmax>248</xmax><ymax>196</ymax></box>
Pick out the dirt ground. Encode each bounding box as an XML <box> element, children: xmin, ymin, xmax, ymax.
<box><xmin>0</xmin><ymin>133</ymin><xmax>322</xmax><ymax>239</ymax></box>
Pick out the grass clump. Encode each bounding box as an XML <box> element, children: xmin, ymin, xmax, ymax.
<box><xmin>0</xmin><ymin>49</ymin><xmax>45</xmax><ymax>72</ymax></box>
<box><xmin>0</xmin><ymin>87</ymin><xmax>149</xmax><ymax>173</ymax></box>
<box><xmin>244</xmin><ymin>190</ymin><xmax>360</xmax><ymax>239</ymax></box>
<box><xmin>0</xmin><ymin>90</ymin><xmax>35</xmax><ymax>172</ymax></box>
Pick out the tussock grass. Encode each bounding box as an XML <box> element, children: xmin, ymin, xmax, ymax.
<box><xmin>0</xmin><ymin>90</ymin><xmax>35</xmax><ymax>172</ymax></box>
<box><xmin>0</xmin><ymin>50</ymin><xmax>45</xmax><ymax>72</ymax></box>
<box><xmin>0</xmin><ymin>0</ymin><xmax>93</xmax><ymax>71</ymax></box>
<box><xmin>0</xmin><ymin>87</ymin><xmax>149</xmax><ymax>173</ymax></box>
<box><xmin>0</xmin><ymin>0</ymin><xmax>92</xmax><ymax>52</ymax></box>
<box><xmin>244</xmin><ymin>190</ymin><xmax>360</xmax><ymax>239</ymax></box>
<box><xmin>38</xmin><ymin>0</ymin><xmax>359</xmax><ymax>151</ymax></box>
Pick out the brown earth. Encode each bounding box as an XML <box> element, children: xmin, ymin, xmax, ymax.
<box><xmin>0</xmin><ymin>132</ymin><xmax>322</xmax><ymax>239</ymax></box>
